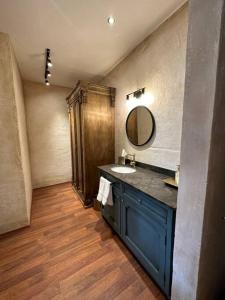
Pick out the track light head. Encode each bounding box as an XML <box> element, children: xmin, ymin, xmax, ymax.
<box><xmin>45</xmin><ymin>79</ymin><xmax>50</xmax><ymax>86</ymax></box>
<box><xmin>46</xmin><ymin>70</ymin><xmax>51</xmax><ymax>77</ymax></box>
<box><xmin>47</xmin><ymin>59</ymin><xmax>53</xmax><ymax>68</ymax></box>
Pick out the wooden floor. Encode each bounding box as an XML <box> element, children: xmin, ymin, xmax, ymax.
<box><xmin>0</xmin><ymin>183</ymin><xmax>165</xmax><ymax>300</ymax></box>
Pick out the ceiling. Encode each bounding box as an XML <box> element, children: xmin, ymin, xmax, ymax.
<box><xmin>0</xmin><ymin>0</ymin><xmax>186</xmax><ymax>88</ymax></box>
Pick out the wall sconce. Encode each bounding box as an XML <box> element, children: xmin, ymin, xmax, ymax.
<box><xmin>126</xmin><ymin>88</ymin><xmax>145</xmax><ymax>100</ymax></box>
<box><xmin>44</xmin><ymin>48</ymin><xmax>53</xmax><ymax>86</ymax></box>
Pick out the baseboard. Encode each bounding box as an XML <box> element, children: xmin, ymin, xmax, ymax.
<box><xmin>33</xmin><ymin>180</ymin><xmax>72</xmax><ymax>189</ymax></box>
<box><xmin>0</xmin><ymin>219</ymin><xmax>30</xmax><ymax>235</ymax></box>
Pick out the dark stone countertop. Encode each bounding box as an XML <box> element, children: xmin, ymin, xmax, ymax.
<box><xmin>98</xmin><ymin>164</ymin><xmax>177</xmax><ymax>209</ymax></box>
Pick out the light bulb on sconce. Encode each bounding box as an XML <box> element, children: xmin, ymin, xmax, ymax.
<box><xmin>126</xmin><ymin>88</ymin><xmax>155</xmax><ymax>109</ymax></box>
<box><xmin>141</xmin><ymin>91</ymin><xmax>155</xmax><ymax>106</ymax></box>
<box><xmin>126</xmin><ymin>88</ymin><xmax>145</xmax><ymax>101</ymax></box>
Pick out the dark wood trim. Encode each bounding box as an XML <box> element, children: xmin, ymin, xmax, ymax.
<box><xmin>72</xmin><ymin>184</ymin><xmax>92</xmax><ymax>208</ymax></box>
<box><xmin>66</xmin><ymin>80</ymin><xmax>116</xmax><ymax>107</ymax></box>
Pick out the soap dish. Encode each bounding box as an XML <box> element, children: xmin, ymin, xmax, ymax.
<box><xmin>163</xmin><ymin>177</ymin><xmax>178</xmax><ymax>189</ymax></box>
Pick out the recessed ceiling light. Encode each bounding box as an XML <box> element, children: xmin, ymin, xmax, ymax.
<box><xmin>107</xmin><ymin>16</ymin><xmax>115</xmax><ymax>25</ymax></box>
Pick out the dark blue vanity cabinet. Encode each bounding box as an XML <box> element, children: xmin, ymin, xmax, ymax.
<box><xmin>100</xmin><ymin>170</ymin><xmax>176</xmax><ymax>298</ymax></box>
<box><xmin>101</xmin><ymin>187</ymin><xmax>121</xmax><ymax>235</ymax></box>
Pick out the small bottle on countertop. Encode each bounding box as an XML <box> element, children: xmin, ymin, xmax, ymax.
<box><xmin>175</xmin><ymin>165</ymin><xmax>180</xmax><ymax>186</ymax></box>
<box><xmin>118</xmin><ymin>149</ymin><xmax>127</xmax><ymax>165</ymax></box>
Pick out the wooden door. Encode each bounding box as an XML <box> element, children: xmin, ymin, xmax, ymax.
<box><xmin>70</xmin><ymin>103</ymin><xmax>79</xmax><ymax>188</ymax></box>
<box><xmin>82</xmin><ymin>92</ymin><xmax>115</xmax><ymax>201</ymax></box>
<box><xmin>75</xmin><ymin>100</ymin><xmax>84</xmax><ymax>193</ymax></box>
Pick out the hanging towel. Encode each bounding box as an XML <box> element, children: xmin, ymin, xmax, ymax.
<box><xmin>97</xmin><ymin>177</ymin><xmax>113</xmax><ymax>206</ymax></box>
<box><xmin>102</xmin><ymin>178</ymin><xmax>113</xmax><ymax>206</ymax></box>
<box><xmin>97</xmin><ymin>176</ymin><xmax>105</xmax><ymax>203</ymax></box>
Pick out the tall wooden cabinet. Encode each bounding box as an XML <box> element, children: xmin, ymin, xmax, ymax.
<box><xmin>66</xmin><ymin>81</ymin><xmax>115</xmax><ymax>207</ymax></box>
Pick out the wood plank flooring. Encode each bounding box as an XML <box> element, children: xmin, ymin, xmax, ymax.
<box><xmin>0</xmin><ymin>182</ymin><xmax>166</xmax><ymax>300</ymax></box>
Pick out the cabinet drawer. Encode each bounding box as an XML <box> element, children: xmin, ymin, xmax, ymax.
<box><xmin>123</xmin><ymin>184</ymin><xmax>168</xmax><ymax>224</ymax></box>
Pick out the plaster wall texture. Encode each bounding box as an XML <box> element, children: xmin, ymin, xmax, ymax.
<box><xmin>102</xmin><ymin>5</ymin><xmax>188</xmax><ymax>170</ymax></box>
<box><xmin>11</xmin><ymin>46</ymin><xmax>32</xmax><ymax>220</ymax></box>
<box><xmin>0</xmin><ymin>32</ymin><xmax>32</xmax><ymax>234</ymax></box>
<box><xmin>24</xmin><ymin>81</ymin><xmax>72</xmax><ymax>188</ymax></box>
<box><xmin>172</xmin><ymin>0</ymin><xmax>225</xmax><ymax>299</ymax></box>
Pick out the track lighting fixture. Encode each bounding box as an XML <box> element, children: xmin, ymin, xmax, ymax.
<box><xmin>44</xmin><ymin>48</ymin><xmax>53</xmax><ymax>85</ymax></box>
<box><xmin>47</xmin><ymin>58</ymin><xmax>53</xmax><ymax>68</ymax></box>
<box><xmin>126</xmin><ymin>88</ymin><xmax>145</xmax><ymax>100</ymax></box>
<box><xmin>46</xmin><ymin>70</ymin><xmax>51</xmax><ymax>77</ymax></box>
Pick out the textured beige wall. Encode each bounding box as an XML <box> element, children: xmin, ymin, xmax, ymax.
<box><xmin>0</xmin><ymin>32</ymin><xmax>32</xmax><ymax>234</ymax></box>
<box><xmin>172</xmin><ymin>0</ymin><xmax>225</xmax><ymax>298</ymax></box>
<box><xmin>11</xmin><ymin>46</ymin><xmax>32</xmax><ymax>221</ymax></box>
<box><xmin>102</xmin><ymin>5</ymin><xmax>188</xmax><ymax>170</ymax></box>
<box><xmin>24</xmin><ymin>81</ymin><xmax>72</xmax><ymax>188</ymax></box>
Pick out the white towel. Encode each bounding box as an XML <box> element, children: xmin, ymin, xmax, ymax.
<box><xmin>97</xmin><ymin>177</ymin><xmax>113</xmax><ymax>206</ymax></box>
<box><xmin>97</xmin><ymin>176</ymin><xmax>106</xmax><ymax>203</ymax></box>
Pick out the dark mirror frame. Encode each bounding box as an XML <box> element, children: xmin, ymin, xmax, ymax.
<box><xmin>125</xmin><ymin>106</ymin><xmax>155</xmax><ymax>146</ymax></box>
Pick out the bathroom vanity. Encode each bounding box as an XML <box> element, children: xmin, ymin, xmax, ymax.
<box><xmin>98</xmin><ymin>164</ymin><xmax>177</xmax><ymax>298</ymax></box>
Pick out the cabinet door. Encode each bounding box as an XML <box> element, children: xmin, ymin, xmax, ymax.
<box><xmin>75</xmin><ymin>101</ymin><xmax>84</xmax><ymax>193</ymax></box>
<box><xmin>82</xmin><ymin>92</ymin><xmax>115</xmax><ymax>201</ymax></box>
<box><xmin>101</xmin><ymin>188</ymin><xmax>121</xmax><ymax>235</ymax></box>
<box><xmin>70</xmin><ymin>104</ymin><xmax>79</xmax><ymax>188</ymax></box>
<box><xmin>121</xmin><ymin>194</ymin><xmax>166</xmax><ymax>290</ymax></box>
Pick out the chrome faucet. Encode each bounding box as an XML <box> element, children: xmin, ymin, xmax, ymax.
<box><xmin>126</xmin><ymin>154</ymin><xmax>136</xmax><ymax>168</ymax></box>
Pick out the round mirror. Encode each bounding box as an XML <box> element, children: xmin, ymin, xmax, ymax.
<box><xmin>126</xmin><ymin>106</ymin><xmax>155</xmax><ymax>146</ymax></box>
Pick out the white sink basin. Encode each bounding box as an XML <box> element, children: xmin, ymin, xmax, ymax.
<box><xmin>111</xmin><ymin>166</ymin><xmax>136</xmax><ymax>174</ymax></box>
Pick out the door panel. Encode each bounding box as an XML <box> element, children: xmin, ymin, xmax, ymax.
<box><xmin>82</xmin><ymin>92</ymin><xmax>115</xmax><ymax>200</ymax></box>
<box><xmin>101</xmin><ymin>187</ymin><xmax>121</xmax><ymax>235</ymax></box>
<box><xmin>70</xmin><ymin>104</ymin><xmax>79</xmax><ymax>188</ymax></box>
<box><xmin>75</xmin><ymin>101</ymin><xmax>84</xmax><ymax>193</ymax></box>
<box><xmin>122</xmin><ymin>195</ymin><xmax>166</xmax><ymax>289</ymax></box>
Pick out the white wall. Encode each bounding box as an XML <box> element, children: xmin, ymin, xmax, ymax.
<box><xmin>102</xmin><ymin>5</ymin><xmax>188</xmax><ymax>170</ymax></box>
<box><xmin>24</xmin><ymin>81</ymin><xmax>72</xmax><ymax>188</ymax></box>
<box><xmin>0</xmin><ymin>32</ymin><xmax>32</xmax><ymax>234</ymax></box>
